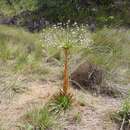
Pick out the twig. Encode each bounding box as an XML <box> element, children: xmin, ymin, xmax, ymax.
<box><xmin>120</xmin><ymin>114</ymin><xmax>126</xmax><ymax>130</ymax></box>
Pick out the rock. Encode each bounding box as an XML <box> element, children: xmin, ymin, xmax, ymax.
<box><xmin>88</xmin><ymin>17</ymin><xmax>96</xmax><ymax>32</ymax></box>
<box><xmin>71</xmin><ymin>61</ymin><xmax>129</xmax><ymax>97</ymax></box>
<box><xmin>89</xmin><ymin>23</ymin><xmax>96</xmax><ymax>32</ymax></box>
<box><xmin>0</xmin><ymin>11</ymin><xmax>50</xmax><ymax>32</ymax></box>
<box><xmin>0</xmin><ymin>17</ymin><xmax>17</xmax><ymax>25</ymax></box>
<box><xmin>26</xmin><ymin>17</ymin><xmax>50</xmax><ymax>32</ymax></box>
<box><xmin>71</xmin><ymin>61</ymin><xmax>103</xmax><ymax>91</ymax></box>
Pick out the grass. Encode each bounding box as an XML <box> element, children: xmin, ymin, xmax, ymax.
<box><xmin>1</xmin><ymin>25</ymin><xmax>130</xmax><ymax>83</ymax></box>
<box><xmin>24</xmin><ymin>107</ymin><xmax>56</xmax><ymax>130</ymax></box>
<box><xmin>0</xmin><ymin>127</ymin><xmax>4</xmax><ymax>130</ymax></box>
<box><xmin>41</xmin><ymin>25</ymin><xmax>130</xmax><ymax>84</ymax></box>
<box><xmin>0</xmin><ymin>25</ymin><xmax>130</xmax><ymax>98</ymax></box>
<box><xmin>49</xmin><ymin>91</ymin><xmax>73</xmax><ymax>113</ymax></box>
<box><xmin>1</xmin><ymin>25</ymin><xmax>130</xmax><ymax>103</ymax></box>
<box><xmin>1</xmin><ymin>24</ymin><xmax>130</xmax><ymax>130</ymax></box>
<box><xmin>23</xmin><ymin>91</ymin><xmax>73</xmax><ymax>129</ymax></box>
<box><xmin>82</xmin><ymin>28</ymin><xmax>130</xmax><ymax>84</ymax></box>
<box><xmin>112</xmin><ymin>93</ymin><xmax>130</xmax><ymax>129</ymax></box>
<box><xmin>73</xmin><ymin>112</ymin><xmax>82</xmax><ymax>124</ymax></box>
<box><xmin>0</xmin><ymin>25</ymin><xmax>49</xmax><ymax>103</ymax></box>
<box><xmin>0</xmin><ymin>25</ymin><xmax>43</xmax><ymax>73</ymax></box>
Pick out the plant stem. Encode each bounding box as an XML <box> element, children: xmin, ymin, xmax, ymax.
<box><xmin>63</xmin><ymin>48</ymin><xmax>69</xmax><ymax>94</ymax></box>
<box><xmin>120</xmin><ymin>114</ymin><xmax>126</xmax><ymax>130</ymax></box>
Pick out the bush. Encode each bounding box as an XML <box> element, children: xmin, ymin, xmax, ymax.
<box><xmin>0</xmin><ymin>0</ymin><xmax>129</xmax><ymax>27</ymax></box>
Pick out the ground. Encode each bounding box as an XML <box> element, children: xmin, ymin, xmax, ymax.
<box><xmin>0</xmin><ymin>25</ymin><xmax>130</xmax><ymax>130</ymax></box>
<box><xmin>0</xmin><ymin>79</ymin><xmax>122</xmax><ymax>130</ymax></box>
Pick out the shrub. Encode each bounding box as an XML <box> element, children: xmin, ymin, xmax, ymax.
<box><xmin>1</xmin><ymin>0</ymin><xmax>130</xmax><ymax>30</ymax></box>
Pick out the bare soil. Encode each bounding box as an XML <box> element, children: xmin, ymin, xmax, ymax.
<box><xmin>0</xmin><ymin>79</ymin><xmax>122</xmax><ymax>130</ymax></box>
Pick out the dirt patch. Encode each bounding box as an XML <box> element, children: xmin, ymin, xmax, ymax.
<box><xmin>0</xmin><ymin>81</ymin><xmax>57</xmax><ymax>130</ymax></box>
<box><xmin>59</xmin><ymin>90</ymin><xmax>121</xmax><ymax>130</ymax></box>
<box><xmin>0</xmin><ymin>80</ymin><xmax>122</xmax><ymax>130</ymax></box>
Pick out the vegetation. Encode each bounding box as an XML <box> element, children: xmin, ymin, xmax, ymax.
<box><xmin>2</xmin><ymin>24</ymin><xmax>127</xmax><ymax>129</ymax></box>
<box><xmin>0</xmin><ymin>25</ymin><xmax>43</xmax><ymax>73</ymax></box>
<box><xmin>0</xmin><ymin>0</ymin><xmax>130</xmax><ymax>28</ymax></box>
<box><xmin>73</xmin><ymin>112</ymin><xmax>82</xmax><ymax>124</ymax></box>
<box><xmin>1</xmin><ymin>25</ymin><xmax>130</xmax><ymax>83</ymax></box>
<box><xmin>23</xmin><ymin>91</ymin><xmax>73</xmax><ymax>129</ymax></box>
<box><xmin>42</xmin><ymin>25</ymin><xmax>130</xmax><ymax>83</ymax></box>
<box><xmin>63</xmin><ymin>47</ymin><xmax>69</xmax><ymax>94</ymax></box>
<box><xmin>23</xmin><ymin>107</ymin><xmax>57</xmax><ymax>130</ymax></box>
<box><xmin>112</xmin><ymin>94</ymin><xmax>130</xmax><ymax>130</ymax></box>
<box><xmin>0</xmin><ymin>10</ymin><xmax>130</xmax><ymax>129</ymax></box>
<box><xmin>1</xmin><ymin>1</ymin><xmax>130</xmax><ymax>130</ymax></box>
<box><xmin>49</xmin><ymin>91</ymin><xmax>73</xmax><ymax>113</ymax></box>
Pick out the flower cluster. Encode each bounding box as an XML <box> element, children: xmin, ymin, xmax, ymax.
<box><xmin>41</xmin><ymin>23</ymin><xmax>93</xmax><ymax>49</ymax></box>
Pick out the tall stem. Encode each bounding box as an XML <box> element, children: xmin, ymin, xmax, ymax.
<box><xmin>63</xmin><ymin>48</ymin><xmax>69</xmax><ymax>94</ymax></box>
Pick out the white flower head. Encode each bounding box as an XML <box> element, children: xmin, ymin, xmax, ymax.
<box><xmin>42</xmin><ymin>25</ymin><xmax>92</xmax><ymax>49</ymax></box>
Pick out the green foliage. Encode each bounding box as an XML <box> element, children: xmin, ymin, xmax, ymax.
<box><xmin>0</xmin><ymin>0</ymin><xmax>38</xmax><ymax>16</ymax></box>
<box><xmin>112</xmin><ymin>93</ymin><xmax>130</xmax><ymax>127</ymax></box>
<box><xmin>122</xmin><ymin>100</ymin><xmax>130</xmax><ymax>117</ymax></box>
<box><xmin>73</xmin><ymin>112</ymin><xmax>82</xmax><ymax>124</ymax></box>
<box><xmin>98</xmin><ymin>0</ymin><xmax>114</xmax><ymax>6</ymax></box>
<box><xmin>0</xmin><ymin>25</ymin><xmax>43</xmax><ymax>73</ymax></box>
<box><xmin>42</xmin><ymin>25</ymin><xmax>130</xmax><ymax>83</ymax></box>
<box><xmin>63</xmin><ymin>43</ymin><xmax>73</xmax><ymax>49</ymax></box>
<box><xmin>0</xmin><ymin>0</ymin><xmax>129</xmax><ymax>27</ymax></box>
<box><xmin>1</xmin><ymin>25</ymin><xmax>130</xmax><ymax>83</ymax></box>
<box><xmin>23</xmin><ymin>92</ymin><xmax>73</xmax><ymax>130</ymax></box>
<box><xmin>23</xmin><ymin>91</ymin><xmax>73</xmax><ymax>129</ymax></box>
<box><xmin>89</xmin><ymin>28</ymin><xmax>130</xmax><ymax>70</ymax></box>
<box><xmin>49</xmin><ymin>91</ymin><xmax>73</xmax><ymax>113</ymax></box>
<box><xmin>0</xmin><ymin>126</ymin><xmax>5</xmax><ymax>130</ymax></box>
<box><xmin>54</xmin><ymin>95</ymin><xmax>71</xmax><ymax>109</ymax></box>
<box><xmin>24</xmin><ymin>107</ymin><xmax>56</xmax><ymax>130</ymax></box>
<box><xmin>0</xmin><ymin>42</ymin><xmax>11</xmax><ymax>61</ymax></box>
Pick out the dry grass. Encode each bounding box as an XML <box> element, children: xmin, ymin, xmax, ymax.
<box><xmin>1</xmin><ymin>25</ymin><xmax>130</xmax><ymax>83</ymax></box>
<box><xmin>0</xmin><ymin>25</ymin><xmax>130</xmax><ymax>130</ymax></box>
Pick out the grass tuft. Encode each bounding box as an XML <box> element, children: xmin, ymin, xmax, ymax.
<box><xmin>49</xmin><ymin>91</ymin><xmax>73</xmax><ymax>114</ymax></box>
<box><xmin>112</xmin><ymin>93</ymin><xmax>130</xmax><ymax>129</ymax></box>
<box><xmin>24</xmin><ymin>107</ymin><xmax>56</xmax><ymax>130</ymax></box>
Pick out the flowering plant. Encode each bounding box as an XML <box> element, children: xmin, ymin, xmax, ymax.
<box><xmin>42</xmin><ymin>23</ymin><xmax>92</xmax><ymax>94</ymax></box>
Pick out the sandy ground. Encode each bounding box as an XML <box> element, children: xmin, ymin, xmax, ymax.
<box><xmin>64</xmin><ymin>94</ymin><xmax>121</xmax><ymax>130</ymax></box>
<box><xmin>0</xmin><ymin>81</ymin><xmax>57</xmax><ymax>130</ymax></box>
<box><xmin>0</xmin><ymin>80</ymin><xmax>122</xmax><ymax>130</ymax></box>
